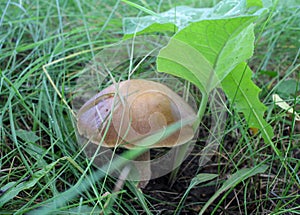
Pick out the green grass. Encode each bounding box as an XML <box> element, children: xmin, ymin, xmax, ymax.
<box><xmin>1</xmin><ymin>0</ymin><xmax>300</xmax><ymax>214</ymax></box>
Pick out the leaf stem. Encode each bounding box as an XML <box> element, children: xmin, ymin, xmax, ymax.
<box><xmin>193</xmin><ymin>91</ymin><xmax>209</xmax><ymax>130</ymax></box>
<box><xmin>169</xmin><ymin>91</ymin><xmax>209</xmax><ymax>185</ymax></box>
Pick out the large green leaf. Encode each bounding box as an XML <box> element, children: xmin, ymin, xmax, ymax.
<box><xmin>157</xmin><ymin>16</ymin><xmax>256</xmax><ymax>93</ymax></box>
<box><xmin>123</xmin><ymin>6</ymin><xmax>204</xmax><ymax>38</ymax></box>
<box><xmin>221</xmin><ymin>62</ymin><xmax>274</xmax><ymax>143</ymax></box>
<box><xmin>123</xmin><ymin>0</ymin><xmax>268</xmax><ymax>38</ymax></box>
<box><xmin>122</xmin><ymin>1</ymin><xmax>274</xmax><ymax>146</ymax></box>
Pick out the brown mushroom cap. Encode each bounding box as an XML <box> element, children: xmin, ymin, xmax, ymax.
<box><xmin>77</xmin><ymin>79</ymin><xmax>196</xmax><ymax>149</ymax></box>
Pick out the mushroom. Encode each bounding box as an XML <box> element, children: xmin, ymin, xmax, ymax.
<box><xmin>77</xmin><ymin>79</ymin><xmax>196</xmax><ymax>187</ymax></box>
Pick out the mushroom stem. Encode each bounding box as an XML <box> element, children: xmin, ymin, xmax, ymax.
<box><xmin>132</xmin><ymin>150</ymin><xmax>151</xmax><ymax>188</ymax></box>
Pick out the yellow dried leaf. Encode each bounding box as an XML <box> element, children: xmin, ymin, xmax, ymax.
<box><xmin>272</xmin><ymin>94</ymin><xmax>300</xmax><ymax>121</ymax></box>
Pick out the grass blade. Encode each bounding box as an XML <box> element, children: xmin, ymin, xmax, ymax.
<box><xmin>199</xmin><ymin>164</ymin><xmax>268</xmax><ymax>215</ymax></box>
<box><xmin>26</xmin><ymin>119</ymin><xmax>193</xmax><ymax>214</ymax></box>
<box><xmin>175</xmin><ymin>173</ymin><xmax>218</xmax><ymax>214</ymax></box>
<box><xmin>121</xmin><ymin>0</ymin><xmax>159</xmax><ymax>17</ymax></box>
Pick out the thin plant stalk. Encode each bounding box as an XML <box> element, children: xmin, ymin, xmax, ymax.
<box><xmin>169</xmin><ymin>92</ymin><xmax>209</xmax><ymax>185</ymax></box>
